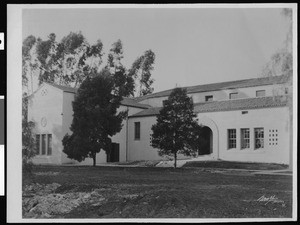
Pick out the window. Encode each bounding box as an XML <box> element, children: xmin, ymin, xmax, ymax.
<box><xmin>256</xmin><ymin>90</ymin><xmax>266</xmax><ymax>97</ymax></box>
<box><xmin>254</xmin><ymin>128</ymin><xmax>264</xmax><ymax>149</ymax></box>
<box><xmin>241</xmin><ymin>128</ymin><xmax>250</xmax><ymax>149</ymax></box>
<box><xmin>242</xmin><ymin>111</ymin><xmax>248</xmax><ymax>114</ymax></box>
<box><xmin>205</xmin><ymin>95</ymin><xmax>213</xmax><ymax>102</ymax></box>
<box><xmin>36</xmin><ymin>134</ymin><xmax>52</xmax><ymax>155</ymax></box>
<box><xmin>41</xmin><ymin>134</ymin><xmax>46</xmax><ymax>155</ymax></box>
<box><xmin>47</xmin><ymin>134</ymin><xmax>52</xmax><ymax>155</ymax></box>
<box><xmin>134</xmin><ymin>122</ymin><xmax>141</xmax><ymax>140</ymax></box>
<box><xmin>229</xmin><ymin>92</ymin><xmax>238</xmax><ymax>99</ymax></box>
<box><xmin>268</xmin><ymin>129</ymin><xmax>278</xmax><ymax>146</ymax></box>
<box><xmin>36</xmin><ymin>135</ymin><xmax>40</xmax><ymax>154</ymax></box>
<box><xmin>228</xmin><ymin>129</ymin><xmax>236</xmax><ymax>149</ymax></box>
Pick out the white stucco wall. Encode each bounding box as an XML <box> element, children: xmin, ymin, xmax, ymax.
<box><xmin>110</xmin><ymin>106</ymin><xmax>146</xmax><ymax>162</ymax></box>
<box><xmin>127</xmin><ymin>106</ymin><xmax>290</xmax><ymax>164</ymax></box>
<box><xmin>28</xmin><ymin>82</ymin><xmax>290</xmax><ymax>165</ymax></box>
<box><xmin>191</xmin><ymin>84</ymin><xmax>286</xmax><ymax>103</ymax></box>
<box><xmin>28</xmin><ymin>84</ymin><xmax>64</xmax><ymax>164</ymax></box>
<box><xmin>78</xmin><ymin>105</ymin><xmax>146</xmax><ymax>165</ymax></box>
<box><xmin>127</xmin><ymin>116</ymin><xmax>161</xmax><ymax>161</ymax></box>
<box><xmin>138</xmin><ymin>84</ymin><xmax>287</xmax><ymax>107</ymax></box>
<box><xmin>127</xmin><ymin>116</ymin><xmax>192</xmax><ymax>162</ymax></box>
<box><xmin>197</xmin><ymin>106</ymin><xmax>290</xmax><ymax>164</ymax></box>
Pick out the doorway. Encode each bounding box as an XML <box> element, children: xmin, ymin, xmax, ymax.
<box><xmin>107</xmin><ymin>142</ymin><xmax>120</xmax><ymax>162</ymax></box>
<box><xmin>198</xmin><ymin>126</ymin><xmax>213</xmax><ymax>155</ymax></box>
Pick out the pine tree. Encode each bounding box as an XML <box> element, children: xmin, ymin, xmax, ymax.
<box><xmin>151</xmin><ymin>88</ymin><xmax>203</xmax><ymax>168</ymax></box>
<box><xmin>62</xmin><ymin>70</ymin><xmax>127</xmax><ymax>166</ymax></box>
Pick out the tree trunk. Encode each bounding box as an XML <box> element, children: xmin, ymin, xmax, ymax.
<box><xmin>92</xmin><ymin>153</ymin><xmax>96</xmax><ymax>167</ymax></box>
<box><xmin>174</xmin><ymin>152</ymin><xmax>177</xmax><ymax>169</ymax></box>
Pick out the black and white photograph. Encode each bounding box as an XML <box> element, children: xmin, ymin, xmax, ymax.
<box><xmin>7</xmin><ymin>3</ymin><xmax>297</xmax><ymax>222</ymax></box>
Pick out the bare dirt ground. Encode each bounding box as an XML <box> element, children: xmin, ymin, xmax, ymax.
<box><xmin>22</xmin><ymin>165</ymin><xmax>293</xmax><ymax>219</ymax></box>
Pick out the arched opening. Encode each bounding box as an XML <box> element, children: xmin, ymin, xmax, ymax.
<box><xmin>198</xmin><ymin>126</ymin><xmax>213</xmax><ymax>155</ymax></box>
<box><xmin>197</xmin><ymin>116</ymin><xmax>219</xmax><ymax>160</ymax></box>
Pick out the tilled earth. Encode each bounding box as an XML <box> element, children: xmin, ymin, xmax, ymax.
<box><xmin>22</xmin><ymin>166</ymin><xmax>293</xmax><ymax>218</ymax></box>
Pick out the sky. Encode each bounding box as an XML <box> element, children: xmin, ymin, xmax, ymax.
<box><xmin>22</xmin><ymin>6</ymin><xmax>291</xmax><ymax>93</ymax></box>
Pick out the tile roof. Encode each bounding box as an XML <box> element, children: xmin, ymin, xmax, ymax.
<box><xmin>120</xmin><ymin>98</ymin><xmax>151</xmax><ymax>109</ymax></box>
<box><xmin>46</xmin><ymin>82</ymin><xmax>77</xmax><ymax>93</ymax></box>
<box><xmin>45</xmin><ymin>82</ymin><xmax>150</xmax><ymax>109</ymax></box>
<box><xmin>135</xmin><ymin>74</ymin><xmax>291</xmax><ymax>102</ymax></box>
<box><xmin>129</xmin><ymin>96</ymin><xmax>288</xmax><ymax>118</ymax></box>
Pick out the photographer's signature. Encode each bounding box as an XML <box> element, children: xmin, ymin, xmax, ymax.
<box><xmin>256</xmin><ymin>195</ymin><xmax>285</xmax><ymax>206</ymax></box>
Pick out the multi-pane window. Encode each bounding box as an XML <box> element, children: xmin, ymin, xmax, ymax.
<box><xmin>268</xmin><ymin>129</ymin><xmax>278</xmax><ymax>146</ymax></box>
<box><xmin>36</xmin><ymin>134</ymin><xmax>52</xmax><ymax>155</ymax></box>
<box><xmin>134</xmin><ymin>122</ymin><xmax>141</xmax><ymax>140</ymax></box>
<box><xmin>241</xmin><ymin>128</ymin><xmax>250</xmax><ymax>149</ymax></box>
<box><xmin>255</xmin><ymin>128</ymin><xmax>264</xmax><ymax>149</ymax></box>
<box><xmin>229</xmin><ymin>92</ymin><xmax>238</xmax><ymax>99</ymax></box>
<box><xmin>228</xmin><ymin>129</ymin><xmax>236</xmax><ymax>149</ymax></box>
<box><xmin>256</xmin><ymin>90</ymin><xmax>266</xmax><ymax>97</ymax></box>
<box><xmin>205</xmin><ymin>95</ymin><xmax>213</xmax><ymax>102</ymax></box>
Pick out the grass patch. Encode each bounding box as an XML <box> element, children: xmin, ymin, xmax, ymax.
<box><xmin>183</xmin><ymin>160</ymin><xmax>288</xmax><ymax>170</ymax></box>
<box><xmin>23</xmin><ymin>165</ymin><xmax>292</xmax><ymax>219</ymax></box>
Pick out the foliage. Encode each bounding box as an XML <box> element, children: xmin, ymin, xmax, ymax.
<box><xmin>22</xmin><ymin>93</ymin><xmax>37</xmax><ymax>174</ymax></box>
<box><xmin>128</xmin><ymin>49</ymin><xmax>155</xmax><ymax>97</ymax></box>
<box><xmin>22</xmin><ymin>35</ymin><xmax>38</xmax><ymax>92</ymax></box>
<box><xmin>22</xmin><ymin>32</ymin><xmax>104</xmax><ymax>91</ymax></box>
<box><xmin>151</xmin><ymin>88</ymin><xmax>203</xmax><ymax>168</ymax></box>
<box><xmin>35</xmin><ymin>32</ymin><xmax>104</xmax><ymax>87</ymax></box>
<box><xmin>261</xmin><ymin>51</ymin><xmax>292</xmax><ymax>77</ymax></box>
<box><xmin>261</xmin><ymin>8</ymin><xmax>293</xmax><ymax>77</ymax></box>
<box><xmin>22</xmin><ymin>33</ymin><xmax>155</xmax><ymax>97</ymax></box>
<box><xmin>62</xmin><ymin>70</ymin><xmax>127</xmax><ymax>166</ymax></box>
<box><xmin>260</xmin><ymin>8</ymin><xmax>293</xmax><ymax>170</ymax></box>
<box><xmin>105</xmin><ymin>39</ymin><xmax>135</xmax><ymax>97</ymax></box>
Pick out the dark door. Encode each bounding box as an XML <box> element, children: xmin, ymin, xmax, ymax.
<box><xmin>198</xmin><ymin>126</ymin><xmax>212</xmax><ymax>155</ymax></box>
<box><xmin>107</xmin><ymin>143</ymin><xmax>120</xmax><ymax>162</ymax></box>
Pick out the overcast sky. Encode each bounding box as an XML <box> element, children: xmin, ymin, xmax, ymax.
<box><xmin>22</xmin><ymin>6</ymin><xmax>291</xmax><ymax>93</ymax></box>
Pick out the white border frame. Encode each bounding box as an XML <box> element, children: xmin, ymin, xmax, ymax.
<box><xmin>7</xmin><ymin>3</ymin><xmax>297</xmax><ymax>223</ymax></box>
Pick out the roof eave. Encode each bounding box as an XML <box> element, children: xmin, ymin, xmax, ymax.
<box><xmin>121</xmin><ymin>103</ymin><xmax>150</xmax><ymax>109</ymax></box>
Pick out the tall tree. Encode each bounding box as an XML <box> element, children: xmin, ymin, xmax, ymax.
<box><xmin>261</xmin><ymin>8</ymin><xmax>292</xmax><ymax>77</ymax></box>
<box><xmin>106</xmin><ymin>39</ymin><xmax>135</xmax><ymax>97</ymax></box>
<box><xmin>37</xmin><ymin>32</ymin><xmax>104</xmax><ymax>88</ymax></box>
<box><xmin>36</xmin><ymin>33</ymin><xmax>58</xmax><ymax>85</ymax></box>
<box><xmin>128</xmin><ymin>49</ymin><xmax>155</xmax><ymax>97</ymax></box>
<box><xmin>22</xmin><ymin>35</ymin><xmax>38</xmax><ymax>93</ymax></box>
<box><xmin>22</xmin><ymin>32</ymin><xmax>104</xmax><ymax>92</ymax></box>
<box><xmin>260</xmin><ymin>8</ymin><xmax>293</xmax><ymax>170</ymax></box>
<box><xmin>23</xmin><ymin>34</ymin><xmax>156</xmax><ymax>97</ymax></box>
<box><xmin>151</xmin><ymin>88</ymin><xmax>203</xmax><ymax>168</ymax></box>
<box><xmin>62</xmin><ymin>70</ymin><xmax>127</xmax><ymax>166</ymax></box>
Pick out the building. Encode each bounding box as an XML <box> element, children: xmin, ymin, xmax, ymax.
<box><xmin>27</xmin><ymin>74</ymin><xmax>292</xmax><ymax>165</ymax></box>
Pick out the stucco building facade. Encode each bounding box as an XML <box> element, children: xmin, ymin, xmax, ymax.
<box><xmin>27</xmin><ymin>74</ymin><xmax>292</xmax><ymax>165</ymax></box>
